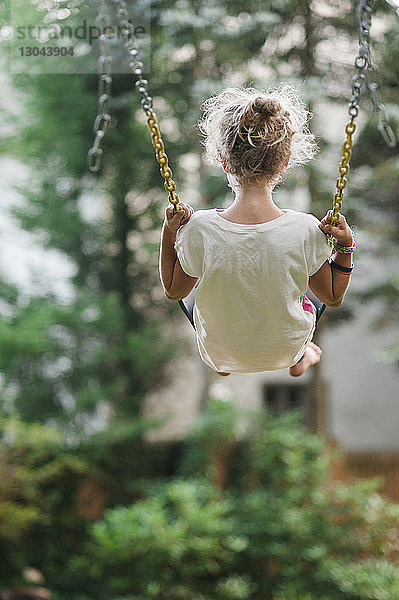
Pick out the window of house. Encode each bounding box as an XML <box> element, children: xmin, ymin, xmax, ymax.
<box><xmin>263</xmin><ymin>382</ymin><xmax>315</xmax><ymax>426</ymax></box>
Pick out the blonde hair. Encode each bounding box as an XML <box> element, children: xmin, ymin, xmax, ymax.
<box><xmin>199</xmin><ymin>83</ymin><xmax>317</xmax><ymax>184</ymax></box>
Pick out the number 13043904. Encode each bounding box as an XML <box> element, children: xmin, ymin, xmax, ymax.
<box><xmin>18</xmin><ymin>47</ymin><xmax>74</xmax><ymax>56</ymax></box>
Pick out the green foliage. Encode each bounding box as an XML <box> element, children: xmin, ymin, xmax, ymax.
<box><xmin>0</xmin><ymin>283</ymin><xmax>175</xmax><ymax>426</ymax></box>
<box><xmin>179</xmin><ymin>397</ymin><xmax>240</xmax><ymax>479</ymax></box>
<box><xmin>2</xmin><ymin>402</ymin><xmax>399</xmax><ymax>600</ymax></box>
<box><xmin>0</xmin><ymin>413</ymin><xmax>90</xmax><ymax>585</ymax></box>
<box><xmin>0</xmin><ymin>410</ymin><xmax>178</xmax><ymax>587</ymax></box>
<box><xmin>0</xmin><ymin>68</ymin><xmax>177</xmax><ymax>425</ymax></box>
<box><xmin>328</xmin><ymin>558</ymin><xmax>399</xmax><ymax>599</ymax></box>
<box><xmin>61</xmin><ymin>404</ymin><xmax>399</xmax><ymax>600</ymax></box>
<box><xmin>66</xmin><ymin>479</ymin><xmax>248</xmax><ymax>600</ymax></box>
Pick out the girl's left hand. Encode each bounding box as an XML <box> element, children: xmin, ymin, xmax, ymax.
<box><xmin>164</xmin><ymin>202</ymin><xmax>194</xmax><ymax>233</ymax></box>
<box><xmin>319</xmin><ymin>210</ymin><xmax>353</xmax><ymax>246</ymax></box>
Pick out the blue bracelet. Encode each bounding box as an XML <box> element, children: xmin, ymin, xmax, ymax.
<box><xmin>329</xmin><ymin>259</ymin><xmax>354</xmax><ymax>275</ymax></box>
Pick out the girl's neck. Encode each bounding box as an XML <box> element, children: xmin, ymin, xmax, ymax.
<box><xmin>220</xmin><ymin>179</ymin><xmax>283</xmax><ymax>225</ymax></box>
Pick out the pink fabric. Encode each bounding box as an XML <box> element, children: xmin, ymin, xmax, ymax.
<box><xmin>302</xmin><ymin>295</ymin><xmax>315</xmax><ymax>314</ymax></box>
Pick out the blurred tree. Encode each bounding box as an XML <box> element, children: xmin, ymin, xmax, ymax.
<box><xmin>0</xmin><ymin>10</ymin><xmax>177</xmax><ymax>427</ymax></box>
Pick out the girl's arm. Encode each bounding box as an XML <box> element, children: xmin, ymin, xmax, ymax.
<box><xmin>160</xmin><ymin>204</ymin><xmax>198</xmax><ymax>301</ymax></box>
<box><xmin>309</xmin><ymin>212</ymin><xmax>354</xmax><ymax>307</ymax></box>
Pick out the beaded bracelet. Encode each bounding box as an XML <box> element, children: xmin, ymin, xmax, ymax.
<box><xmin>329</xmin><ymin>259</ymin><xmax>354</xmax><ymax>275</ymax></box>
<box><xmin>331</xmin><ymin>237</ymin><xmax>356</xmax><ymax>254</ymax></box>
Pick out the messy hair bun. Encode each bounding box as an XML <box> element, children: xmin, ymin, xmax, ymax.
<box><xmin>199</xmin><ymin>84</ymin><xmax>317</xmax><ymax>184</ymax></box>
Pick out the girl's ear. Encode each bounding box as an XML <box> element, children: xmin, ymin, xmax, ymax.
<box><xmin>226</xmin><ymin>172</ymin><xmax>240</xmax><ymax>192</ymax></box>
<box><xmin>280</xmin><ymin>153</ymin><xmax>291</xmax><ymax>173</ymax></box>
<box><xmin>222</xmin><ymin>160</ymin><xmax>231</xmax><ymax>173</ymax></box>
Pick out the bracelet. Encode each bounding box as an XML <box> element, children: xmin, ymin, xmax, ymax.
<box><xmin>329</xmin><ymin>259</ymin><xmax>354</xmax><ymax>275</ymax></box>
<box><xmin>332</xmin><ymin>237</ymin><xmax>356</xmax><ymax>254</ymax></box>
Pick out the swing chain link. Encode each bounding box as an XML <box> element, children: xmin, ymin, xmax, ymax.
<box><xmin>111</xmin><ymin>0</ymin><xmax>180</xmax><ymax>212</ymax></box>
<box><xmin>87</xmin><ymin>0</ymin><xmax>113</xmax><ymax>173</ymax></box>
<box><xmin>359</xmin><ymin>0</ymin><xmax>396</xmax><ymax>147</ymax></box>
<box><xmin>332</xmin><ymin>0</ymin><xmax>396</xmax><ymax>228</ymax></box>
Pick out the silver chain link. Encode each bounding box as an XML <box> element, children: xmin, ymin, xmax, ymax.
<box><xmin>111</xmin><ymin>0</ymin><xmax>153</xmax><ymax>110</ymax></box>
<box><xmin>353</xmin><ymin>0</ymin><xmax>396</xmax><ymax>147</ymax></box>
<box><xmin>87</xmin><ymin>0</ymin><xmax>113</xmax><ymax>173</ymax></box>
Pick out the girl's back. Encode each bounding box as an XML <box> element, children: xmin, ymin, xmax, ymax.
<box><xmin>175</xmin><ymin>207</ymin><xmax>330</xmax><ymax>373</ymax></box>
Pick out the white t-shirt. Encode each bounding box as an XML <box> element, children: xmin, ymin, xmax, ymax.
<box><xmin>175</xmin><ymin>208</ymin><xmax>331</xmax><ymax>373</ymax></box>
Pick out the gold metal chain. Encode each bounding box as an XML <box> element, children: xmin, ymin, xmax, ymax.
<box><xmin>108</xmin><ymin>0</ymin><xmax>181</xmax><ymax>214</ymax></box>
<box><xmin>144</xmin><ymin>108</ymin><xmax>180</xmax><ymax>213</ymax></box>
<box><xmin>331</xmin><ymin>121</ymin><xmax>355</xmax><ymax>226</ymax></box>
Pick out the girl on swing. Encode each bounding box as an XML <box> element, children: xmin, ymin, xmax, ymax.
<box><xmin>160</xmin><ymin>84</ymin><xmax>355</xmax><ymax>376</ymax></box>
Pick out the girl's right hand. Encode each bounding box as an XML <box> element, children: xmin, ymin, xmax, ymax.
<box><xmin>164</xmin><ymin>202</ymin><xmax>194</xmax><ymax>233</ymax></box>
<box><xmin>319</xmin><ymin>210</ymin><xmax>353</xmax><ymax>246</ymax></box>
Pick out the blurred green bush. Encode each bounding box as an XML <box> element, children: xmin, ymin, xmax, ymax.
<box><xmin>57</xmin><ymin>402</ymin><xmax>399</xmax><ymax>600</ymax></box>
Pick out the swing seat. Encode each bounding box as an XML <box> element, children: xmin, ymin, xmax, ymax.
<box><xmin>304</xmin><ymin>288</ymin><xmax>326</xmax><ymax>323</ymax></box>
<box><xmin>178</xmin><ymin>287</ymin><xmax>196</xmax><ymax>328</ymax></box>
